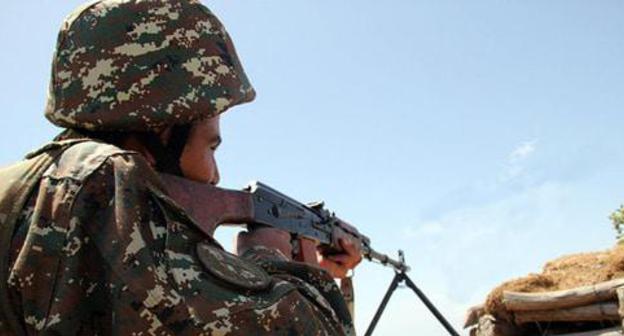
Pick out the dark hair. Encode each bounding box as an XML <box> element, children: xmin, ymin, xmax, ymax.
<box><xmin>56</xmin><ymin>126</ymin><xmax>192</xmax><ymax>176</ymax></box>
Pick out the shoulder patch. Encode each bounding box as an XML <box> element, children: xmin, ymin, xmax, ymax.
<box><xmin>196</xmin><ymin>242</ymin><xmax>271</xmax><ymax>291</ymax></box>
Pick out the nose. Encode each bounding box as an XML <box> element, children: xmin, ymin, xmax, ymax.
<box><xmin>210</xmin><ymin>164</ymin><xmax>220</xmax><ymax>185</ymax></box>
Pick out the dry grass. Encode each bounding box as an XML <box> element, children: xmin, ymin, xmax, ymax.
<box><xmin>484</xmin><ymin>245</ymin><xmax>624</xmax><ymax>322</ymax></box>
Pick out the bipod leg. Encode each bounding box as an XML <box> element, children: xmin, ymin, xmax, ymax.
<box><xmin>402</xmin><ymin>273</ymin><xmax>460</xmax><ymax>336</ymax></box>
<box><xmin>364</xmin><ymin>272</ymin><xmax>460</xmax><ymax>336</ymax></box>
<box><xmin>364</xmin><ymin>272</ymin><xmax>403</xmax><ymax>336</ymax></box>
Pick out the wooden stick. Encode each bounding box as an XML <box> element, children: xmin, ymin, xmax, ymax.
<box><xmin>514</xmin><ymin>302</ymin><xmax>620</xmax><ymax>324</ymax></box>
<box><xmin>503</xmin><ymin>278</ymin><xmax>624</xmax><ymax>311</ymax></box>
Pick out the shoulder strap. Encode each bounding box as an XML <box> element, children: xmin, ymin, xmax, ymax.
<box><xmin>0</xmin><ymin>139</ymin><xmax>87</xmax><ymax>335</ymax></box>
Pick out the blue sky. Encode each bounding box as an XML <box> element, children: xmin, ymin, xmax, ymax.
<box><xmin>1</xmin><ymin>1</ymin><xmax>623</xmax><ymax>335</ymax></box>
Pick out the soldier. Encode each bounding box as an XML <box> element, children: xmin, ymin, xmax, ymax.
<box><xmin>0</xmin><ymin>0</ymin><xmax>361</xmax><ymax>334</ymax></box>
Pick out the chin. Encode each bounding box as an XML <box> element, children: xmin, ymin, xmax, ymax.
<box><xmin>182</xmin><ymin>172</ymin><xmax>211</xmax><ymax>184</ymax></box>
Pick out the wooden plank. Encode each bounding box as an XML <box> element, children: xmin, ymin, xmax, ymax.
<box><xmin>464</xmin><ymin>304</ymin><xmax>485</xmax><ymax>328</ymax></box>
<box><xmin>617</xmin><ymin>287</ymin><xmax>624</xmax><ymax>318</ymax></box>
<box><xmin>617</xmin><ymin>287</ymin><xmax>624</xmax><ymax>330</ymax></box>
<box><xmin>554</xmin><ymin>327</ymin><xmax>622</xmax><ymax>336</ymax></box>
<box><xmin>472</xmin><ymin>315</ymin><xmax>523</xmax><ymax>336</ymax></box>
<box><xmin>503</xmin><ymin>278</ymin><xmax>624</xmax><ymax>312</ymax></box>
<box><xmin>515</xmin><ymin>302</ymin><xmax>620</xmax><ymax>324</ymax></box>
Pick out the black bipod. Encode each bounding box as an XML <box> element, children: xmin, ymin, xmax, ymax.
<box><xmin>364</xmin><ymin>252</ymin><xmax>460</xmax><ymax>336</ymax></box>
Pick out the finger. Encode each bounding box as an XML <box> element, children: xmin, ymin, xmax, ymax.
<box><xmin>318</xmin><ymin>254</ymin><xmax>346</xmax><ymax>268</ymax></box>
<box><xmin>323</xmin><ymin>254</ymin><xmax>350</xmax><ymax>265</ymax></box>
<box><xmin>339</xmin><ymin>237</ymin><xmax>360</xmax><ymax>255</ymax></box>
<box><xmin>325</xmin><ymin>254</ymin><xmax>360</xmax><ymax>269</ymax></box>
<box><xmin>338</xmin><ymin>238</ymin><xmax>363</xmax><ymax>264</ymax></box>
<box><xmin>319</xmin><ymin>259</ymin><xmax>347</xmax><ymax>279</ymax></box>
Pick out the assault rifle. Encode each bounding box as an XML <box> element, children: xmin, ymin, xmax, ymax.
<box><xmin>244</xmin><ymin>181</ymin><xmax>410</xmax><ymax>272</ymax></box>
<box><xmin>159</xmin><ymin>174</ymin><xmax>407</xmax><ymax>271</ymax></box>
<box><xmin>159</xmin><ymin>174</ymin><xmax>459</xmax><ymax>336</ymax></box>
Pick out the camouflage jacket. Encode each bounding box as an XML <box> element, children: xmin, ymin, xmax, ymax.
<box><xmin>0</xmin><ymin>138</ymin><xmax>354</xmax><ymax>335</ymax></box>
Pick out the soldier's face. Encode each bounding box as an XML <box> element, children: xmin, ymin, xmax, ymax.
<box><xmin>179</xmin><ymin>116</ymin><xmax>222</xmax><ymax>185</ymax></box>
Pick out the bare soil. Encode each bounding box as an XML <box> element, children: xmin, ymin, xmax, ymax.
<box><xmin>485</xmin><ymin>245</ymin><xmax>624</xmax><ymax>322</ymax></box>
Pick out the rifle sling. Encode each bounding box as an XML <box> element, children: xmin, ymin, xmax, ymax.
<box><xmin>340</xmin><ymin>276</ymin><xmax>355</xmax><ymax>321</ymax></box>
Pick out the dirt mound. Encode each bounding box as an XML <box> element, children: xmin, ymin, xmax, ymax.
<box><xmin>485</xmin><ymin>245</ymin><xmax>624</xmax><ymax>322</ymax></box>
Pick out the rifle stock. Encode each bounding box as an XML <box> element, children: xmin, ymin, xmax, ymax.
<box><xmin>159</xmin><ymin>173</ymin><xmax>254</xmax><ymax>236</ymax></box>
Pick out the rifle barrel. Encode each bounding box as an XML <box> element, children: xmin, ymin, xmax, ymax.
<box><xmin>365</xmin><ymin>247</ymin><xmax>410</xmax><ymax>273</ymax></box>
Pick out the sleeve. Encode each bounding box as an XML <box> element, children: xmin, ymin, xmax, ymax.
<box><xmin>241</xmin><ymin>246</ymin><xmax>355</xmax><ymax>332</ymax></box>
<box><xmin>71</xmin><ymin>153</ymin><xmax>352</xmax><ymax>335</ymax></box>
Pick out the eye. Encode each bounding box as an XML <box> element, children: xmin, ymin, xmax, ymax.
<box><xmin>209</xmin><ymin>136</ymin><xmax>223</xmax><ymax>151</ymax></box>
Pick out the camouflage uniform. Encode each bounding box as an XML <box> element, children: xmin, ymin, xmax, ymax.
<box><xmin>0</xmin><ymin>1</ymin><xmax>354</xmax><ymax>335</ymax></box>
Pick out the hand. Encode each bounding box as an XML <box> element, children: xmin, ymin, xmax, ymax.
<box><xmin>316</xmin><ymin>238</ymin><xmax>363</xmax><ymax>279</ymax></box>
<box><xmin>236</xmin><ymin>227</ymin><xmax>363</xmax><ymax>279</ymax></box>
<box><xmin>293</xmin><ymin>237</ymin><xmax>362</xmax><ymax>279</ymax></box>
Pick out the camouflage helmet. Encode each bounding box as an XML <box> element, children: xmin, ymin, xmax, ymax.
<box><xmin>45</xmin><ymin>0</ymin><xmax>255</xmax><ymax>132</ymax></box>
